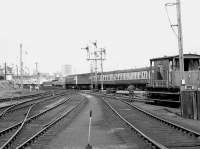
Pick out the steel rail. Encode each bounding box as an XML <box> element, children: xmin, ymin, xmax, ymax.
<box><xmin>98</xmin><ymin>92</ymin><xmax>200</xmax><ymax>137</ymax></box>
<box><xmin>16</xmin><ymin>99</ymin><xmax>87</xmax><ymax>149</ymax></box>
<box><xmin>101</xmin><ymin>97</ymin><xmax>169</xmax><ymax>149</ymax></box>
<box><xmin>0</xmin><ymin>92</ymin><xmax>45</xmax><ymax>111</ymax></box>
<box><xmin>120</xmin><ymin>99</ymin><xmax>200</xmax><ymax>138</ymax></box>
<box><xmin>0</xmin><ymin>92</ymin><xmax>72</xmax><ymax>149</ymax></box>
<box><xmin>90</xmin><ymin>92</ymin><xmax>180</xmax><ymax>104</ymax></box>
<box><xmin>0</xmin><ymin>105</ymin><xmax>34</xmax><ymax>149</ymax></box>
<box><xmin>0</xmin><ymin>94</ymin><xmax>71</xmax><ymax>139</ymax></box>
<box><xmin>0</xmin><ymin>91</ymin><xmax>63</xmax><ymax>118</ymax></box>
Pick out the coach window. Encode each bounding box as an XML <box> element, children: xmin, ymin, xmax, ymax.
<box><xmin>115</xmin><ymin>74</ymin><xmax>117</xmax><ymax>80</ymax></box>
<box><xmin>119</xmin><ymin>73</ymin><xmax>121</xmax><ymax>80</ymax></box>
<box><xmin>117</xmin><ymin>74</ymin><xmax>119</xmax><ymax>80</ymax></box>
<box><xmin>124</xmin><ymin>73</ymin><xmax>127</xmax><ymax>80</ymax></box>
<box><xmin>128</xmin><ymin>73</ymin><xmax>131</xmax><ymax>80</ymax></box>
<box><xmin>145</xmin><ymin>72</ymin><xmax>147</xmax><ymax>79</ymax></box>
<box><xmin>127</xmin><ymin>73</ymin><xmax>130</xmax><ymax>79</ymax></box>
<box><xmin>111</xmin><ymin>74</ymin><xmax>113</xmax><ymax>80</ymax></box>
<box><xmin>131</xmin><ymin>72</ymin><xmax>133</xmax><ymax>79</ymax></box>
<box><xmin>130</xmin><ymin>73</ymin><xmax>133</xmax><ymax>79</ymax></box>
<box><xmin>132</xmin><ymin>72</ymin><xmax>135</xmax><ymax>79</ymax></box>
<box><xmin>144</xmin><ymin>72</ymin><xmax>147</xmax><ymax>79</ymax></box>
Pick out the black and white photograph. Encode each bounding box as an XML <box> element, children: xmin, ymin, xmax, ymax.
<box><xmin>0</xmin><ymin>0</ymin><xmax>200</xmax><ymax>148</ymax></box>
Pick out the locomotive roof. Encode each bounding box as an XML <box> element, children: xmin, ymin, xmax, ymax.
<box><xmin>150</xmin><ymin>53</ymin><xmax>200</xmax><ymax>61</ymax></box>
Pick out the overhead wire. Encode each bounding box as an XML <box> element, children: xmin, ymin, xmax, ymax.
<box><xmin>164</xmin><ymin>3</ymin><xmax>178</xmax><ymax>38</ymax></box>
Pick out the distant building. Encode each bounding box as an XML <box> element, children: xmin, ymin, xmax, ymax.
<box><xmin>0</xmin><ymin>65</ymin><xmax>13</xmax><ymax>80</ymax></box>
<box><xmin>61</xmin><ymin>64</ymin><xmax>72</xmax><ymax>77</ymax></box>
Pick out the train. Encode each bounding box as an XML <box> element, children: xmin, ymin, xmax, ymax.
<box><xmin>65</xmin><ymin>53</ymin><xmax>200</xmax><ymax>102</ymax></box>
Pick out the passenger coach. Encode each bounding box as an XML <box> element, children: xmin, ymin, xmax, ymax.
<box><xmin>92</xmin><ymin>67</ymin><xmax>150</xmax><ymax>90</ymax></box>
<box><xmin>65</xmin><ymin>53</ymin><xmax>200</xmax><ymax>92</ymax></box>
<box><xmin>65</xmin><ymin>67</ymin><xmax>150</xmax><ymax>90</ymax></box>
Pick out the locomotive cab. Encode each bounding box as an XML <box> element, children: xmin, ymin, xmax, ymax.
<box><xmin>149</xmin><ymin>54</ymin><xmax>200</xmax><ymax>91</ymax></box>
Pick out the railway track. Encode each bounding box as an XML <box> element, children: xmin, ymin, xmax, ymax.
<box><xmin>0</xmin><ymin>91</ymin><xmax>69</xmax><ymax>147</ymax></box>
<box><xmin>0</xmin><ymin>90</ymin><xmax>68</xmax><ymax>118</ymax></box>
<box><xmin>86</xmin><ymin>91</ymin><xmax>180</xmax><ymax>107</ymax></box>
<box><xmin>0</xmin><ymin>93</ymin><xmax>87</xmax><ymax>149</ymax></box>
<box><xmin>99</xmin><ymin>95</ymin><xmax>200</xmax><ymax>149</ymax></box>
<box><xmin>0</xmin><ymin>91</ymin><xmax>51</xmax><ymax>103</ymax></box>
<box><xmin>0</xmin><ymin>91</ymin><xmax>55</xmax><ymax>114</ymax></box>
<box><xmin>0</xmin><ymin>91</ymin><xmax>70</xmax><ymax>131</ymax></box>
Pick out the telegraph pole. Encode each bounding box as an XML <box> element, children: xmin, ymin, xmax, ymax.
<box><xmin>100</xmin><ymin>50</ymin><xmax>103</xmax><ymax>91</ymax></box>
<box><xmin>20</xmin><ymin>44</ymin><xmax>23</xmax><ymax>88</ymax></box>
<box><xmin>16</xmin><ymin>65</ymin><xmax>18</xmax><ymax>77</ymax></box>
<box><xmin>35</xmin><ymin>62</ymin><xmax>38</xmax><ymax>75</ymax></box>
<box><xmin>4</xmin><ymin>62</ymin><xmax>6</xmax><ymax>80</ymax></box>
<box><xmin>100</xmin><ymin>48</ymin><xmax>106</xmax><ymax>91</ymax></box>
<box><xmin>82</xmin><ymin>46</ymin><xmax>93</xmax><ymax>90</ymax></box>
<box><xmin>94</xmin><ymin>51</ymin><xmax>98</xmax><ymax>89</ymax></box>
<box><xmin>82</xmin><ymin>41</ymin><xmax>106</xmax><ymax>91</ymax></box>
<box><xmin>90</xmin><ymin>61</ymin><xmax>94</xmax><ymax>89</ymax></box>
<box><xmin>176</xmin><ymin>0</ymin><xmax>185</xmax><ymax>90</ymax></box>
<box><xmin>92</xmin><ymin>41</ymin><xmax>98</xmax><ymax>90</ymax></box>
<box><xmin>35</xmin><ymin>62</ymin><xmax>39</xmax><ymax>88</ymax></box>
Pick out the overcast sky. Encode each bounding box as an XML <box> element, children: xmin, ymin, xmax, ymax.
<box><xmin>0</xmin><ymin>0</ymin><xmax>200</xmax><ymax>74</ymax></box>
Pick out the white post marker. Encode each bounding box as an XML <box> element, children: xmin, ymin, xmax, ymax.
<box><xmin>29</xmin><ymin>85</ymin><xmax>32</xmax><ymax>92</ymax></box>
<box><xmin>86</xmin><ymin>110</ymin><xmax>92</xmax><ymax>149</ymax></box>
